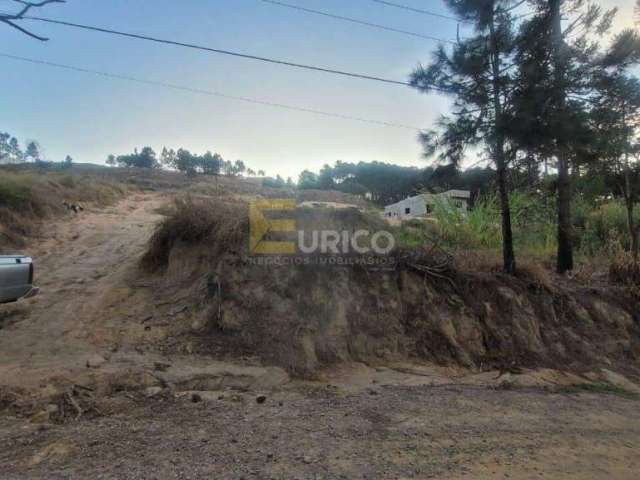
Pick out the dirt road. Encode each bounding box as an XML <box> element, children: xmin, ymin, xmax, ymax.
<box><xmin>1</xmin><ymin>381</ymin><xmax>639</xmax><ymax>479</ymax></box>
<box><xmin>1</xmin><ymin>193</ymin><xmax>639</xmax><ymax>479</ymax></box>
<box><xmin>0</xmin><ymin>193</ymin><xmax>166</xmax><ymax>390</ymax></box>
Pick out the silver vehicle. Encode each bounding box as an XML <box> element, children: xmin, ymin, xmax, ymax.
<box><xmin>0</xmin><ymin>256</ymin><xmax>39</xmax><ymax>304</ymax></box>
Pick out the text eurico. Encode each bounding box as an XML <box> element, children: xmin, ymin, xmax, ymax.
<box><xmin>249</xmin><ymin>199</ymin><xmax>395</xmax><ymax>256</ymax></box>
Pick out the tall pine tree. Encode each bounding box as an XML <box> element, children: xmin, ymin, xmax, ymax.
<box><xmin>410</xmin><ymin>0</ymin><xmax>519</xmax><ymax>273</ymax></box>
<box><xmin>513</xmin><ymin>0</ymin><xmax>619</xmax><ymax>273</ymax></box>
<box><xmin>592</xmin><ymin>29</ymin><xmax>640</xmax><ymax>258</ymax></box>
<box><xmin>590</xmin><ymin>74</ymin><xmax>640</xmax><ymax>258</ymax></box>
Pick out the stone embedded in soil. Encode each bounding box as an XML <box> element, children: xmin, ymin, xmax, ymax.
<box><xmin>169</xmin><ymin>305</ymin><xmax>189</xmax><ymax>316</ymax></box>
<box><xmin>153</xmin><ymin>362</ymin><xmax>171</xmax><ymax>372</ymax></box>
<box><xmin>175</xmin><ymin>391</ymin><xmax>227</xmax><ymax>402</ymax></box>
<box><xmin>144</xmin><ymin>386</ymin><xmax>164</xmax><ymax>398</ymax></box>
<box><xmin>29</xmin><ymin>411</ymin><xmax>51</xmax><ymax>424</ymax></box>
<box><xmin>86</xmin><ymin>354</ymin><xmax>107</xmax><ymax>369</ymax></box>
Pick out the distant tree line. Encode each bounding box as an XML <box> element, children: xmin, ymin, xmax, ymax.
<box><xmin>264</xmin><ymin>175</ymin><xmax>295</xmax><ymax>189</ymax></box>
<box><xmin>0</xmin><ymin>132</ymin><xmax>42</xmax><ymax>164</ymax></box>
<box><xmin>300</xmin><ymin>159</ymin><xmax>640</xmax><ymax>209</ymax></box>
<box><xmin>0</xmin><ymin>132</ymin><xmax>73</xmax><ymax>168</ymax></box>
<box><xmin>106</xmin><ymin>146</ymin><xmax>264</xmax><ymax>177</ymax></box>
<box><xmin>298</xmin><ymin>161</ymin><xmax>496</xmax><ymax>205</ymax></box>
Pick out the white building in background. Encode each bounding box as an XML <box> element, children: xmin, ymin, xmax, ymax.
<box><xmin>384</xmin><ymin>190</ymin><xmax>471</xmax><ymax>219</ymax></box>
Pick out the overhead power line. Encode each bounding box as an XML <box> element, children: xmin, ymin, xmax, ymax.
<box><xmin>11</xmin><ymin>14</ymin><xmax>417</xmax><ymax>87</ymax></box>
<box><xmin>367</xmin><ymin>0</ymin><xmax>464</xmax><ymax>23</ymax></box>
<box><xmin>0</xmin><ymin>53</ymin><xmax>422</xmax><ymax>131</ymax></box>
<box><xmin>257</xmin><ymin>0</ymin><xmax>456</xmax><ymax>44</ymax></box>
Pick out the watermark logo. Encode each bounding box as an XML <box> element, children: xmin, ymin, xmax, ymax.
<box><xmin>249</xmin><ymin>199</ymin><xmax>396</xmax><ymax>267</ymax></box>
<box><xmin>249</xmin><ymin>199</ymin><xmax>296</xmax><ymax>254</ymax></box>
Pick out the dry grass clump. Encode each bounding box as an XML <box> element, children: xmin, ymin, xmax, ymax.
<box><xmin>0</xmin><ymin>208</ymin><xmax>36</xmax><ymax>246</ymax></box>
<box><xmin>609</xmin><ymin>252</ymin><xmax>640</xmax><ymax>286</ymax></box>
<box><xmin>141</xmin><ymin>196</ymin><xmax>248</xmax><ymax>271</ymax></box>
<box><xmin>516</xmin><ymin>259</ymin><xmax>558</xmax><ymax>293</ymax></box>
<box><xmin>451</xmin><ymin>250</ymin><xmax>559</xmax><ymax>292</ymax></box>
<box><xmin>452</xmin><ymin>249</ymin><xmax>503</xmax><ymax>273</ymax></box>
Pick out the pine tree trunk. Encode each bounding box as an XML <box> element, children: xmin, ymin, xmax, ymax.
<box><xmin>626</xmin><ymin>199</ymin><xmax>638</xmax><ymax>261</ymax></box>
<box><xmin>624</xmin><ymin>156</ymin><xmax>639</xmax><ymax>261</ymax></box>
<box><xmin>526</xmin><ymin>152</ymin><xmax>537</xmax><ymax>185</ymax></box>
<box><xmin>557</xmin><ymin>155</ymin><xmax>573</xmax><ymax>272</ymax></box>
<box><xmin>497</xmin><ymin>155</ymin><xmax>516</xmax><ymax>273</ymax></box>
<box><xmin>550</xmin><ymin>0</ymin><xmax>574</xmax><ymax>273</ymax></box>
<box><xmin>489</xmin><ymin>4</ymin><xmax>516</xmax><ymax>274</ymax></box>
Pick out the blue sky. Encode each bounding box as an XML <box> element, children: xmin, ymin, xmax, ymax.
<box><xmin>0</xmin><ymin>0</ymin><xmax>635</xmax><ymax>179</ymax></box>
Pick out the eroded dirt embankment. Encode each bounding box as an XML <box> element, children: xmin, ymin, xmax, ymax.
<box><xmin>2</xmin><ymin>192</ymin><xmax>639</xmax><ymax>411</ymax></box>
<box><xmin>147</xmin><ymin>247</ymin><xmax>640</xmax><ymax>379</ymax></box>
<box><xmin>139</xmin><ymin>200</ymin><xmax>640</xmax><ymax>379</ymax></box>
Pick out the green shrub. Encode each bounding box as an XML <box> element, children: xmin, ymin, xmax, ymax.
<box><xmin>0</xmin><ymin>181</ymin><xmax>32</xmax><ymax>211</ymax></box>
<box><xmin>395</xmin><ymin>219</ymin><xmax>437</xmax><ymax>248</ymax></box>
<box><xmin>581</xmin><ymin>201</ymin><xmax>640</xmax><ymax>257</ymax></box>
<box><xmin>427</xmin><ymin>194</ymin><xmax>497</xmax><ymax>249</ymax></box>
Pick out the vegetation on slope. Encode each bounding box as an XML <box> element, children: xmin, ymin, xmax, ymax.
<box><xmin>0</xmin><ymin>169</ymin><xmax>128</xmax><ymax>248</ymax></box>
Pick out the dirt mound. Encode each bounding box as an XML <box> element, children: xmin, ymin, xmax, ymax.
<box><xmin>296</xmin><ymin>189</ymin><xmax>370</xmax><ymax>208</ymax></box>
<box><xmin>139</xmin><ymin>197</ymin><xmax>640</xmax><ymax>378</ymax></box>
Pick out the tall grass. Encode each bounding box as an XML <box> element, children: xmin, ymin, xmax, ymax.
<box><xmin>427</xmin><ymin>192</ymin><xmax>556</xmax><ymax>254</ymax></box>
<box><xmin>397</xmin><ymin>191</ymin><xmax>638</xmax><ymax>265</ymax></box>
<box><xmin>580</xmin><ymin>200</ymin><xmax>640</xmax><ymax>257</ymax></box>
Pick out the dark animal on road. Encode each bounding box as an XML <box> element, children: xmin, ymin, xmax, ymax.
<box><xmin>63</xmin><ymin>202</ymin><xmax>84</xmax><ymax>214</ymax></box>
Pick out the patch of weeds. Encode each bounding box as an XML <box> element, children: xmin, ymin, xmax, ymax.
<box><xmin>394</xmin><ymin>220</ymin><xmax>434</xmax><ymax>249</ymax></box>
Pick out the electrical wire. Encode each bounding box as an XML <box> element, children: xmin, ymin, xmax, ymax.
<box><xmin>0</xmin><ymin>52</ymin><xmax>423</xmax><ymax>130</ymax></box>
<box><xmin>257</xmin><ymin>0</ymin><xmax>456</xmax><ymax>43</ymax></box>
<box><xmin>9</xmin><ymin>14</ymin><xmax>418</xmax><ymax>86</ymax></box>
<box><xmin>367</xmin><ymin>0</ymin><xmax>464</xmax><ymax>23</ymax></box>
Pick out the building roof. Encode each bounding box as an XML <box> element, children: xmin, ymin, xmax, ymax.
<box><xmin>384</xmin><ymin>190</ymin><xmax>471</xmax><ymax>209</ymax></box>
<box><xmin>422</xmin><ymin>190</ymin><xmax>471</xmax><ymax>200</ymax></box>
